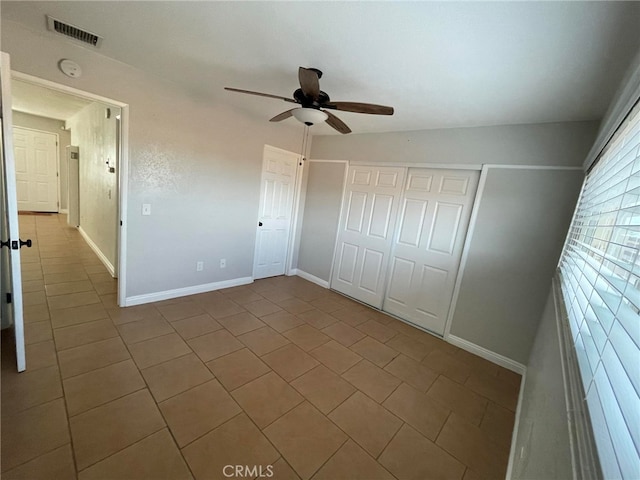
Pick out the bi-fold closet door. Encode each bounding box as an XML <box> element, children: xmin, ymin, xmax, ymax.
<box><xmin>330</xmin><ymin>166</ymin><xmax>406</xmax><ymax>308</ymax></box>
<box><xmin>331</xmin><ymin>165</ymin><xmax>479</xmax><ymax>336</ymax></box>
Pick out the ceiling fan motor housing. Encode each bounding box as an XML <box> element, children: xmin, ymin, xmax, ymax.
<box><xmin>293</xmin><ymin>88</ymin><xmax>330</xmax><ymax>108</ymax></box>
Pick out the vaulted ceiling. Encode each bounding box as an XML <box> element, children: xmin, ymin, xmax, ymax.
<box><xmin>2</xmin><ymin>1</ymin><xmax>639</xmax><ymax>135</ymax></box>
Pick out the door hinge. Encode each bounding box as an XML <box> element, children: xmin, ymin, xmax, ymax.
<box><xmin>6</xmin><ymin>293</ymin><xmax>12</xmax><ymax>304</ymax></box>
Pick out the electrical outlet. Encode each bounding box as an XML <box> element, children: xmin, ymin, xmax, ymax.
<box><xmin>142</xmin><ymin>204</ymin><xmax>151</xmax><ymax>216</ymax></box>
<box><xmin>220</xmin><ymin>258</ymin><xmax>226</xmax><ymax>268</ymax></box>
<box><xmin>196</xmin><ymin>261</ymin><xmax>204</xmax><ymax>272</ymax></box>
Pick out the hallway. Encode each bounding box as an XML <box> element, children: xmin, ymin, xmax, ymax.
<box><xmin>2</xmin><ymin>213</ymin><xmax>520</xmax><ymax>480</ymax></box>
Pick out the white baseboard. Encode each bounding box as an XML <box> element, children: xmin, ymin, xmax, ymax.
<box><xmin>124</xmin><ymin>276</ymin><xmax>253</xmax><ymax>307</ymax></box>
<box><xmin>59</xmin><ymin>209</ymin><xmax>69</xmax><ymax>214</ymax></box>
<box><xmin>78</xmin><ymin>226</ymin><xmax>115</xmax><ymax>277</ymax></box>
<box><xmin>291</xmin><ymin>269</ymin><xmax>330</xmax><ymax>288</ymax></box>
<box><xmin>506</xmin><ymin>372</ymin><xmax>528</xmax><ymax>479</ymax></box>
<box><xmin>446</xmin><ymin>334</ymin><xmax>527</xmax><ymax>374</ymax></box>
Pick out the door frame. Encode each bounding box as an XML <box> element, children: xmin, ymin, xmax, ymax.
<box><xmin>253</xmin><ymin>144</ymin><xmax>303</xmax><ymax>280</ymax></box>
<box><xmin>12</xmin><ymin>71</ymin><xmax>130</xmax><ymax>307</ymax></box>
<box><xmin>285</xmin><ymin>152</ymin><xmax>305</xmax><ymax>276</ymax></box>
<box><xmin>12</xmin><ymin>125</ymin><xmax>61</xmax><ymax>213</ymax></box>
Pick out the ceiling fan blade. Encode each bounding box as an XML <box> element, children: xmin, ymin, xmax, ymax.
<box><xmin>224</xmin><ymin>87</ymin><xmax>297</xmax><ymax>103</ymax></box>
<box><xmin>298</xmin><ymin>67</ymin><xmax>320</xmax><ymax>100</ymax></box>
<box><xmin>324</xmin><ymin>102</ymin><xmax>394</xmax><ymax>115</ymax></box>
<box><xmin>324</xmin><ymin>110</ymin><xmax>352</xmax><ymax>134</ymax></box>
<box><xmin>270</xmin><ymin>109</ymin><xmax>296</xmax><ymax>122</ymax></box>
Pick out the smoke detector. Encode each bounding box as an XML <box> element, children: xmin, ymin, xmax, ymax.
<box><xmin>59</xmin><ymin>59</ymin><xmax>82</xmax><ymax>79</ymax></box>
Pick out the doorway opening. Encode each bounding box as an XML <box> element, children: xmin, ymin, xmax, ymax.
<box><xmin>10</xmin><ymin>72</ymin><xmax>129</xmax><ymax>307</ymax></box>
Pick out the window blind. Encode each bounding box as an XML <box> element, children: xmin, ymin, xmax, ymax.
<box><xmin>559</xmin><ymin>102</ymin><xmax>640</xmax><ymax>479</ymax></box>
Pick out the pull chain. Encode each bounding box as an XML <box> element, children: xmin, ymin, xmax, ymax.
<box><xmin>299</xmin><ymin>124</ymin><xmax>310</xmax><ymax>165</ymax></box>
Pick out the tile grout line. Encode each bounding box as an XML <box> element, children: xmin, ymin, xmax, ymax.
<box><xmin>33</xmin><ymin>217</ymin><xmax>130</xmax><ymax>477</ymax></box>
<box><xmin>37</xmin><ymin>221</ymin><xmax>82</xmax><ymax>478</ymax></box>
<box><xmin>97</xmin><ymin>301</ymin><xmax>199</xmax><ymax>479</ymax></box>
<box><xmin>74</xmin><ymin>425</ymin><xmax>169</xmax><ymax>475</ymax></box>
<box><xmin>13</xmin><ymin>215</ymin><xmax>520</xmax><ymax>479</ymax></box>
<box><xmin>54</xmin><ymin>334</ymin><xmax>124</xmax><ymax>360</ymax></box>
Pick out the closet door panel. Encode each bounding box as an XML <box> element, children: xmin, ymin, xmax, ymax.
<box><xmin>345</xmin><ymin>191</ymin><xmax>367</xmax><ymax>233</ymax></box>
<box><xmin>336</xmin><ymin>242</ymin><xmax>359</xmax><ymax>284</ymax></box>
<box><xmin>397</xmin><ymin>198</ymin><xmax>428</xmax><ymax>247</ymax></box>
<box><xmin>415</xmin><ymin>265</ymin><xmax>448</xmax><ymax>318</ymax></box>
<box><xmin>384</xmin><ymin>168</ymin><xmax>479</xmax><ymax>335</ymax></box>
<box><xmin>360</xmin><ymin>248</ymin><xmax>385</xmax><ymax>293</ymax></box>
<box><xmin>331</xmin><ymin>166</ymin><xmax>406</xmax><ymax>308</ymax></box>
<box><xmin>387</xmin><ymin>257</ymin><xmax>415</xmax><ymax>305</ymax></box>
<box><xmin>427</xmin><ymin>202</ymin><xmax>463</xmax><ymax>256</ymax></box>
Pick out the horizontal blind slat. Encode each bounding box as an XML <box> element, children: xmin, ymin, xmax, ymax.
<box><xmin>559</xmin><ymin>104</ymin><xmax>640</xmax><ymax>479</ymax></box>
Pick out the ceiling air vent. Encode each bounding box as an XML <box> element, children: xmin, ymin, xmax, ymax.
<box><xmin>46</xmin><ymin>15</ymin><xmax>102</xmax><ymax>48</ymax></box>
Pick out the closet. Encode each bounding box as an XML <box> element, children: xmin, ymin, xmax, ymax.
<box><xmin>331</xmin><ymin>165</ymin><xmax>479</xmax><ymax>335</ymax></box>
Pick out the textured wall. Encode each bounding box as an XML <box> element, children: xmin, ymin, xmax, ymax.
<box><xmin>2</xmin><ymin>20</ymin><xmax>303</xmax><ymax>300</ymax></box>
<box><xmin>66</xmin><ymin>102</ymin><xmax>119</xmax><ymax>270</ymax></box>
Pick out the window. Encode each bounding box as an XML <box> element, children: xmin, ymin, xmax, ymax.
<box><xmin>558</xmin><ymin>102</ymin><xmax>640</xmax><ymax>479</ymax></box>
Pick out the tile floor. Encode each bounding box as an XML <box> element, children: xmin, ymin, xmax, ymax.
<box><xmin>1</xmin><ymin>213</ymin><xmax>521</xmax><ymax>480</ymax></box>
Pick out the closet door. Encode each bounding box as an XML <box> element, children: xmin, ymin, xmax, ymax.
<box><xmin>384</xmin><ymin>168</ymin><xmax>479</xmax><ymax>334</ymax></box>
<box><xmin>331</xmin><ymin>166</ymin><xmax>405</xmax><ymax>308</ymax></box>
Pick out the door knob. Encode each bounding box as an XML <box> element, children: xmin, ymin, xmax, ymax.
<box><xmin>258</xmin><ymin>222</ymin><xmax>263</xmax><ymax>227</ymax></box>
<box><xmin>1</xmin><ymin>238</ymin><xmax>32</xmax><ymax>249</ymax></box>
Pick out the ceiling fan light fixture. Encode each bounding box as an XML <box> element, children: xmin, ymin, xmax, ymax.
<box><xmin>292</xmin><ymin>107</ymin><xmax>328</xmax><ymax>126</ymax></box>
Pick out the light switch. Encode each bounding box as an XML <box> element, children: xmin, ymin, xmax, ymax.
<box><xmin>142</xmin><ymin>204</ymin><xmax>151</xmax><ymax>216</ymax></box>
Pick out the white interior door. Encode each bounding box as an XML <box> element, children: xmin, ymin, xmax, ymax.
<box><xmin>331</xmin><ymin>166</ymin><xmax>406</xmax><ymax>308</ymax></box>
<box><xmin>13</xmin><ymin>126</ymin><xmax>58</xmax><ymax>212</ymax></box>
<box><xmin>0</xmin><ymin>52</ymin><xmax>26</xmax><ymax>372</ymax></box>
<box><xmin>253</xmin><ymin>145</ymin><xmax>300</xmax><ymax>279</ymax></box>
<box><xmin>384</xmin><ymin>168</ymin><xmax>479</xmax><ymax>334</ymax></box>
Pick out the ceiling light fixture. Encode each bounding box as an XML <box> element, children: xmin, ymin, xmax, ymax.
<box><xmin>292</xmin><ymin>107</ymin><xmax>328</xmax><ymax>126</ymax></box>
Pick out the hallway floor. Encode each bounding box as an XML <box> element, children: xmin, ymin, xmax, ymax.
<box><xmin>1</xmin><ymin>213</ymin><xmax>520</xmax><ymax>480</ymax></box>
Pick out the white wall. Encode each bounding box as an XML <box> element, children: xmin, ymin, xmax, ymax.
<box><xmin>510</xmin><ymin>287</ymin><xmax>573</xmax><ymax>479</ymax></box>
<box><xmin>311</xmin><ymin>121</ymin><xmax>598</xmax><ymax>167</ymax></box>
<box><xmin>449</xmin><ymin>167</ymin><xmax>584</xmax><ymax>364</ymax></box>
<box><xmin>2</xmin><ymin>20</ymin><xmax>304</xmax><ymax>301</ymax></box>
<box><xmin>297</xmin><ymin>161</ymin><xmax>346</xmax><ymax>280</ymax></box>
<box><xmin>66</xmin><ymin>102</ymin><xmax>118</xmax><ymax>270</ymax></box>
<box><xmin>12</xmin><ymin>111</ymin><xmax>70</xmax><ymax>210</ymax></box>
<box><xmin>306</xmin><ymin>120</ymin><xmax>597</xmax><ymax>366</ymax></box>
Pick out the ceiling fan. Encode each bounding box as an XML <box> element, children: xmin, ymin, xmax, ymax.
<box><xmin>225</xmin><ymin>67</ymin><xmax>394</xmax><ymax>134</ymax></box>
